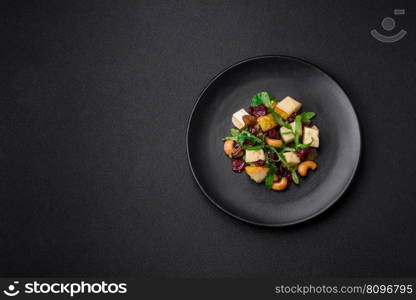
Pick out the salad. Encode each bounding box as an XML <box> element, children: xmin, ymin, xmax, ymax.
<box><xmin>222</xmin><ymin>92</ymin><xmax>320</xmax><ymax>191</ymax></box>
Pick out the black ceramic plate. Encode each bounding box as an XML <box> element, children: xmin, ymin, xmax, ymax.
<box><xmin>187</xmin><ymin>55</ymin><xmax>360</xmax><ymax>226</ymax></box>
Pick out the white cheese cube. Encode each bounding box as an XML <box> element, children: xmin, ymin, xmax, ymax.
<box><xmin>290</xmin><ymin>121</ymin><xmax>302</xmax><ymax>136</ymax></box>
<box><xmin>244</xmin><ymin>149</ymin><xmax>265</xmax><ymax>163</ymax></box>
<box><xmin>232</xmin><ymin>108</ymin><xmax>249</xmax><ymax>129</ymax></box>
<box><xmin>280</xmin><ymin>126</ymin><xmax>294</xmax><ymax>143</ymax></box>
<box><xmin>276</xmin><ymin>96</ymin><xmax>302</xmax><ymax>117</ymax></box>
<box><xmin>303</xmin><ymin>126</ymin><xmax>319</xmax><ymax>148</ymax></box>
<box><xmin>283</xmin><ymin>152</ymin><xmax>300</xmax><ymax>166</ymax></box>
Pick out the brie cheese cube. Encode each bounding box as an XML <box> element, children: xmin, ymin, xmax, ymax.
<box><xmin>283</xmin><ymin>152</ymin><xmax>300</xmax><ymax>166</ymax></box>
<box><xmin>257</xmin><ymin>114</ymin><xmax>277</xmax><ymax>131</ymax></box>
<box><xmin>280</xmin><ymin>126</ymin><xmax>294</xmax><ymax>143</ymax></box>
<box><xmin>290</xmin><ymin>121</ymin><xmax>302</xmax><ymax>136</ymax></box>
<box><xmin>245</xmin><ymin>149</ymin><xmax>265</xmax><ymax>163</ymax></box>
<box><xmin>303</xmin><ymin>126</ymin><xmax>319</xmax><ymax>148</ymax></box>
<box><xmin>276</xmin><ymin>96</ymin><xmax>302</xmax><ymax>118</ymax></box>
<box><xmin>245</xmin><ymin>166</ymin><xmax>269</xmax><ymax>183</ymax></box>
<box><xmin>232</xmin><ymin>108</ymin><xmax>249</xmax><ymax>129</ymax></box>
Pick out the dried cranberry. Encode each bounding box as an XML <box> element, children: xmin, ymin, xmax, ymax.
<box><xmin>248</xmin><ymin>127</ymin><xmax>257</xmax><ymax>135</ymax></box>
<box><xmin>254</xmin><ymin>160</ymin><xmax>265</xmax><ymax>166</ymax></box>
<box><xmin>284</xmin><ymin>171</ymin><xmax>292</xmax><ymax>182</ymax></box>
<box><xmin>244</xmin><ymin>139</ymin><xmax>254</xmax><ymax>146</ymax></box>
<box><xmin>249</xmin><ymin>104</ymin><xmax>268</xmax><ymax>118</ymax></box>
<box><xmin>274</xmin><ymin>164</ymin><xmax>285</xmax><ymax>176</ymax></box>
<box><xmin>269</xmin><ymin>152</ymin><xmax>278</xmax><ymax>162</ymax></box>
<box><xmin>296</xmin><ymin>149</ymin><xmax>311</xmax><ymax>160</ymax></box>
<box><xmin>267</xmin><ymin>128</ymin><xmax>279</xmax><ymax>139</ymax></box>
<box><xmin>231</xmin><ymin>159</ymin><xmax>246</xmax><ymax>173</ymax></box>
<box><xmin>287</xmin><ymin>112</ymin><xmax>298</xmax><ymax>123</ymax></box>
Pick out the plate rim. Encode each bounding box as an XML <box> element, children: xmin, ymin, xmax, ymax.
<box><xmin>186</xmin><ymin>54</ymin><xmax>361</xmax><ymax>227</ymax></box>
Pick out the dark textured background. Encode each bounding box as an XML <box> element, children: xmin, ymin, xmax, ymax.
<box><xmin>1</xmin><ymin>0</ymin><xmax>416</xmax><ymax>277</ymax></box>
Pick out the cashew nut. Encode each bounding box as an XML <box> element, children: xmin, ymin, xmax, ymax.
<box><xmin>298</xmin><ymin>160</ymin><xmax>317</xmax><ymax>177</ymax></box>
<box><xmin>232</xmin><ymin>145</ymin><xmax>244</xmax><ymax>158</ymax></box>
<box><xmin>272</xmin><ymin>177</ymin><xmax>288</xmax><ymax>191</ymax></box>
<box><xmin>223</xmin><ymin>140</ymin><xmax>235</xmax><ymax>157</ymax></box>
<box><xmin>265</xmin><ymin>137</ymin><xmax>283</xmax><ymax>147</ymax></box>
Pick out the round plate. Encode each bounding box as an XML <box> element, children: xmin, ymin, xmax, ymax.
<box><xmin>187</xmin><ymin>55</ymin><xmax>361</xmax><ymax>226</ymax></box>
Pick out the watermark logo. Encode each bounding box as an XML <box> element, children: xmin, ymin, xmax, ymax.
<box><xmin>2</xmin><ymin>280</ymin><xmax>127</xmax><ymax>297</ymax></box>
<box><xmin>371</xmin><ymin>9</ymin><xmax>407</xmax><ymax>43</ymax></box>
<box><xmin>3</xmin><ymin>281</ymin><xmax>20</xmax><ymax>297</ymax></box>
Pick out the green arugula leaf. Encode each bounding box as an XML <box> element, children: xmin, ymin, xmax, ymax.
<box><xmin>251</xmin><ymin>91</ymin><xmax>273</xmax><ymax>107</ymax></box>
<box><xmin>223</xmin><ymin>129</ymin><xmax>264</xmax><ymax>146</ymax></box>
<box><xmin>296</xmin><ymin>142</ymin><xmax>311</xmax><ymax>150</ymax></box>
<box><xmin>281</xmin><ymin>147</ymin><xmax>296</xmax><ymax>152</ymax></box>
<box><xmin>278</xmin><ymin>152</ymin><xmax>288</xmax><ymax>165</ymax></box>
<box><xmin>238</xmin><ymin>130</ymin><xmax>263</xmax><ymax>145</ymax></box>
<box><xmin>274</xmin><ymin>149</ymin><xmax>289</xmax><ymax>168</ymax></box>
<box><xmin>294</xmin><ymin>115</ymin><xmax>302</xmax><ymax>145</ymax></box>
<box><xmin>223</xmin><ymin>128</ymin><xmax>242</xmax><ymax>141</ymax></box>
<box><xmin>251</xmin><ymin>94</ymin><xmax>263</xmax><ymax>107</ymax></box>
<box><xmin>234</xmin><ymin>131</ymin><xmax>248</xmax><ymax>144</ymax></box>
<box><xmin>265</xmin><ymin>165</ymin><xmax>277</xmax><ymax>189</ymax></box>
<box><xmin>260</xmin><ymin>92</ymin><xmax>272</xmax><ymax>107</ymax></box>
<box><xmin>291</xmin><ymin>169</ymin><xmax>300</xmax><ymax>184</ymax></box>
<box><xmin>300</xmin><ymin>112</ymin><xmax>316</xmax><ymax>122</ymax></box>
<box><xmin>264</xmin><ymin>148</ymin><xmax>279</xmax><ymax>164</ymax></box>
<box><xmin>264</xmin><ymin>150</ymin><xmax>270</xmax><ymax>166</ymax></box>
<box><xmin>230</xmin><ymin>128</ymin><xmax>240</xmax><ymax>137</ymax></box>
<box><xmin>269</xmin><ymin>108</ymin><xmax>291</xmax><ymax>129</ymax></box>
<box><xmin>265</xmin><ymin>144</ymin><xmax>280</xmax><ymax>155</ymax></box>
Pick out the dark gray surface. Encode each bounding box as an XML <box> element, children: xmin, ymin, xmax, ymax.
<box><xmin>1</xmin><ymin>0</ymin><xmax>416</xmax><ymax>277</ymax></box>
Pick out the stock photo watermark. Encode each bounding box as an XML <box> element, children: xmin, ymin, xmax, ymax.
<box><xmin>2</xmin><ymin>280</ymin><xmax>127</xmax><ymax>297</ymax></box>
<box><xmin>371</xmin><ymin>9</ymin><xmax>407</xmax><ymax>43</ymax></box>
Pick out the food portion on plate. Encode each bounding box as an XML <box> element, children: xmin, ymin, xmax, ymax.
<box><xmin>222</xmin><ymin>92</ymin><xmax>320</xmax><ymax>191</ymax></box>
